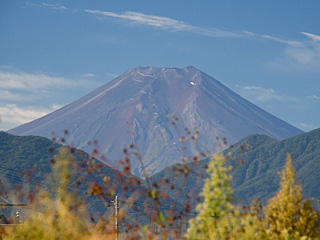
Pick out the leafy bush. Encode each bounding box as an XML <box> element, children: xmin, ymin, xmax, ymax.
<box><xmin>186</xmin><ymin>154</ymin><xmax>319</xmax><ymax>240</ymax></box>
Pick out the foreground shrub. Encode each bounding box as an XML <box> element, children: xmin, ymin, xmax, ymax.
<box><xmin>186</xmin><ymin>153</ymin><xmax>267</xmax><ymax>240</ymax></box>
<box><xmin>265</xmin><ymin>154</ymin><xmax>319</xmax><ymax>239</ymax></box>
<box><xmin>186</xmin><ymin>153</ymin><xmax>319</xmax><ymax>240</ymax></box>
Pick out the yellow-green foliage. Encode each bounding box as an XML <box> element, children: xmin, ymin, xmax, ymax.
<box><xmin>186</xmin><ymin>154</ymin><xmax>319</xmax><ymax>240</ymax></box>
<box><xmin>186</xmin><ymin>153</ymin><xmax>234</xmax><ymax>239</ymax></box>
<box><xmin>186</xmin><ymin>153</ymin><xmax>267</xmax><ymax>240</ymax></box>
<box><xmin>265</xmin><ymin>154</ymin><xmax>319</xmax><ymax>239</ymax></box>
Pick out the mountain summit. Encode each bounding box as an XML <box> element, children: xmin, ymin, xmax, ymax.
<box><xmin>9</xmin><ymin>66</ymin><xmax>302</xmax><ymax>176</ymax></box>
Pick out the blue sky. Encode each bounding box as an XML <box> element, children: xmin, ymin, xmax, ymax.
<box><xmin>0</xmin><ymin>1</ymin><xmax>319</xmax><ymax>132</ymax></box>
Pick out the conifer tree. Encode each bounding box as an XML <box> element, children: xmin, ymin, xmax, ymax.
<box><xmin>185</xmin><ymin>153</ymin><xmax>267</xmax><ymax>240</ymax></box>
<box><xmin>265</xmin><ymin>154</ymin><xmax>318</xmax><ymax>239</ymax></box>
<box><xmin>186</xmin><ymin>153</ymin><xmax>234</xmax><ymax>239</ymax></box>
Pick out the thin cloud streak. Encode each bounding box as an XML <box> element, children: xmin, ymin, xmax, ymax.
<box><xmin>85</xmin><ymin>10</ymin><xmax>242</xmax><ymax>38</ymax></box>
<box><xmin>75</xmin><ymin>73</ymin><xmax>96</xmax><ymax>78</ymax></box>
<box><xmin>85</xmin><ymin>9</ymin><xmax>303</xmax><ymax>46</ymax></box>
<box><xmin>309</xmin><ymin>95</ymin><xmax>320</xmax><ymax>99</ymax></box>
<box><xmin>261</xmin><ymin>35</ymin><xmax>302</xmax><ymax>47</ymax></box>
<box><xmin>301</xmin><ymin>32</ymin><xmax>320</xmax><ymax>41</ymax></box>
<box><xmin>240</xmin><ymin>85</ymin><xmax>298</xmax><ymax>102</ymax></box>
<box><xmin>27</xmin><ymin>4</ymin><xmax>303</xmax><ymax>46</ymax></box>
<box><xmin>41</xmin><ymin>3</ymin><xmax>67</xmax><ymax>10</ymax></box>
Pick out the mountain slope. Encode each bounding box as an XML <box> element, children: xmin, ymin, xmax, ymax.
<box><xmin>0</xmin><ymin>132</ymin><xmax>187</xmax><ymax>227</ymax></box>
<box><xmin>0</xmin><ymin>131</ymin><xmax>131</xmax><ymax>217</ymax></box>
<box><xmin>8</xmin><ymin>66</ymin><xmax>302</xmax><ymax>176</ymax></box>
<box><xmin>150</xmin><ymin>128</ymin><xmax>320</xmax><ymax>206</ymax></box>
<box><xmin>0</xmin><ymin>131</ymin><xmax>115</xmax><ymax>185</ymax></box>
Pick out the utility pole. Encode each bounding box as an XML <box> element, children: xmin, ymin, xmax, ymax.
<box><xmin>107</xmin><ymin>196</ymin><xmax>120</xmax><ymax>240</ymax></box>
<box><xmin>115</xmin><ymin>195</ymin><xmax>119</xmax><ymax>240</ymax></box>
<box><xmin>0</xmin><ymin>196</ymin><xmax>27</xmax><ymax>224</ymax></box>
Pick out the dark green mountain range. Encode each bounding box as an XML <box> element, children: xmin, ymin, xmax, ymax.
<box><xmin>150</xmin><ymin>128</ymin><xmax>320</xmax><ymax>207</ymax></box>
<box><xmin>0</xmin><ymin>131</ymin><xmax>128</xmax><ymax>217</ymax></box>
<box><xmin>0</xmin><ymin>131</ymin><xmax>181</xmax><ymax>226</ymax></box>
<box><xmin>1</xmin><ymin>128</ymin><xmax>319</xmax><ymax>225</ymax></box>
<box><xmin>0</xmin><ymin>131</ymin><xmax>121</xmax><ymax>191</ymax></box>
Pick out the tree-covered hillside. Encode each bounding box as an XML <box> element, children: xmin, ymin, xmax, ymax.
<box><xmin>0</xmin><ymin>131</ymin><xmax>120</xmax><ymax>189</ymax></box>
<box><xmin>150</xmin><ymin>128</ymin><xmax>320</xmax><ymax>206</ymax></box>
<box><xmin>0</xmin><ymin>131</ymin><xmax>137</xmax><ymax>219</ymax></box>
<box><xmin>0</xmin><ymin>131</ymin><xmax>179</xmax><ymax>228</ymax></box>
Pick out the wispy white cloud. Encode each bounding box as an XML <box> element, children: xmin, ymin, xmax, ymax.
<box><xmin>85</xmin><ymin>10</ymin><xmax>189</xmax><ymax>30</ymax></box>
<box><xmin>85</xmin><ymin>10</ymin><xmax>247</xmax><ymax>38</ymax></box>
<box><xmin>26</xmin><ymin>3</ymin><xmax>303</xmax><ymax>46</ymax></box>
<box><xmin>298</xmin><ymin>123</ymin><xmax>318</xmax><ymax>132</ymax></box>
<box><xmin>0</xmin><ymin>104</ymin><xmax>60</xmax><ymax>131</ymax></box>
<box><xmin>242</xmin><ymin>31</ymin><xmax>256</xmax><ymax>36</ymax></box>
<box><xmin>82</xmin><ymin>73</ymin><xmax>96</xmax><ymax>78</ymax></box>
<box><xmin>0</xmin><ymin>90</ymin><xmax>27</xmax><ymax>102</ymax></box>
<box><xmin>29</xmin><ymin>3</ymin><xmax>303</xmax><ymax>47</ymax></box>
<box><xmin>75</xmin><ymin>72</ymin><xmax>119</xmax><ymax>79</ymax></box>
<box><xmin>269</xmin><ymin>32</ymin><xmax>320</xmax><ymax>71</ymax></box>
<box><xmin>75</xmin><ymin>73</ymin><xmax>96</xmax><ymax>78</ymax></box>
<box><xmin>309</xmin><ymin>95</ymin><xmax>320</xmax><ymax>99</ymax></box>
<box><xmin>41</xmin><ymin>3</ymin><xmax>67</xmax><ymax>10</ymax></box>
<box><xmin>0</xmin><ymin>68</ymin><xmax>104</xmax><ymax>131</ymax></box>
<box><xmin>300</xmin><ymin>32</ymin><xmax>320</xmax><ymax>41</ymax></box>
<box><xmin>243</xmin><ymin>85</ymin><xmax>276</xmax><ymax>93</ymax></box>
<box><xmin>284</xmin><ymin>47</ymin><xmax>317</xmax><ymax>65</ymax></box>
<box><xmin>0</xmin><ymin>69</ymin><xmax>102</xmax><ymax>107</ymax></box>
<box><xmin>0</xmin><ymin>70</ymin><xmax>93</xmax><ymax>91</ymax></box>
<box><xmin>261</xmin><ymin>35</ymin><xmax>302</xmax><ymax>47</ymax></box>
<box><xmin>84</xmin><ymin>9</ymin><xmax>304</xmax><ymax>47</ymax></box>
<box><xmin>240</xmin><ymin>85</ymin><xmax>298</xmax><ymax>102</ymax></box>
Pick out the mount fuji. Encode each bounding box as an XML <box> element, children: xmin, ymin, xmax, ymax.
<box><xmin>9</xmin><ymin>66</ymin><xmax>303</xmax><ymax>176</ymax></box>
